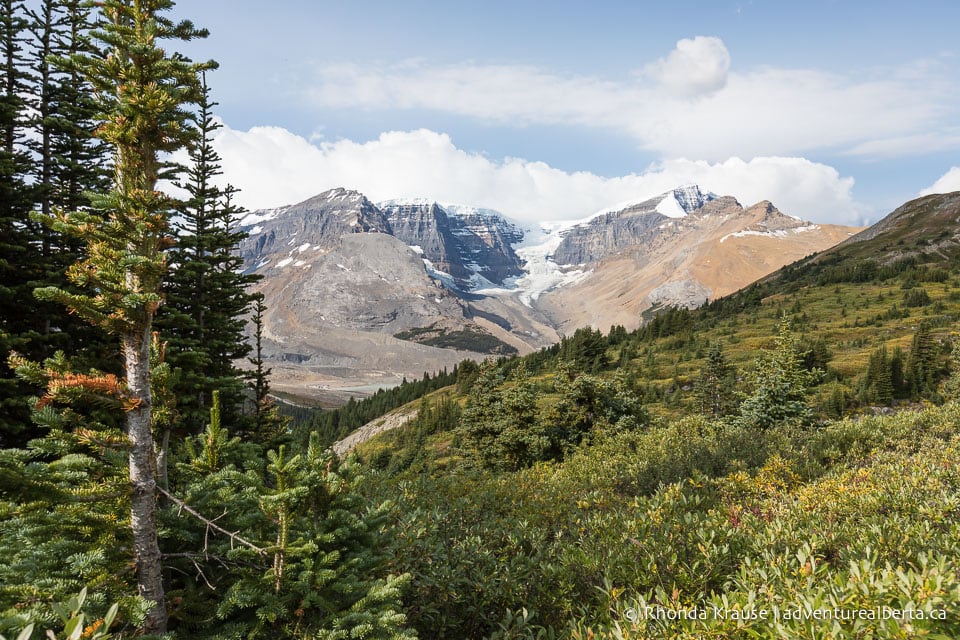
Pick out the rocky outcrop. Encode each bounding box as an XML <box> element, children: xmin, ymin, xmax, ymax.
<box><xmin>332</xmin><ymin>406</ymin><xmax>418</xmax><ymax>457</ymax></box>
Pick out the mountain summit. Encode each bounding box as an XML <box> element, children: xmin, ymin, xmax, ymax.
<box><xmin>537</xmin><ymin>191</ymin><xmax>857</xmax><ymax>332</ymax></box>
<box><xmin>238</xmin><ymin>186</ymin><xmax>861</xmax><ymax>402</ymax></box>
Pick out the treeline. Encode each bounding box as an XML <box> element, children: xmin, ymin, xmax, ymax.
<box><xmin>288</xmin><ymin>367</ymin><xmax>458</xmax><ymax>447</ymax></box>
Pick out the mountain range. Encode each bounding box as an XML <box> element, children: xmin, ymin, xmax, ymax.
<box><xmin>237</xmin><ymin>185</ymin><xmax>862</xmax><ymax>403</ymax></box>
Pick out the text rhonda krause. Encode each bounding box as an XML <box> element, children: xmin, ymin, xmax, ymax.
<box><xmin>626</xmin><ymin>605</ymin><xmax>949</xmax><ymax>622</ymax></box>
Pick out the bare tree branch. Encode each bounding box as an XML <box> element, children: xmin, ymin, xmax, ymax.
<box><xmin>157</xmin><ymin>487</ymin><xmax>267</xmax><ymax>555</ymax></box>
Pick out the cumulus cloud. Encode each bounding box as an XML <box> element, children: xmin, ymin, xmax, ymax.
<box><xmin>208</xmin><ymin>124</ymin><xmax>865</xmax><ymax>226</ymax></box>
<box><xmin>299</xmin><ymin>39</ymin><xmax>958</xmax><ymax>161</ymax></box>
<box><xmin>643</xmin><ymin>36</ymin><xmax>731</xmax><ymax>97</ymax></box>
<box><xmin>919</xmin><ymin>167</ymin><xmax>960</xmax><ymax>196</ymax></box>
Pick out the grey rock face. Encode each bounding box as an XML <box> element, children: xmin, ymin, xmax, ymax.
<box><xmin>240</xmin><ymin>189</ymin><xmax>525</xmax><ymax>291</ymax></box>
<box><xmin>552</xmin><ymin>186</ymin><xmax>716</xmax><ymax>265</ymax></box>
<box><xmin>239</xmin><ymin>187</ymin><xmax>391</xmax><ymax>268</ymax></box>
<box><xmin>380</xmin><ymin>201</ymin><xmax>525</xmax><ymax>289</ymax></box>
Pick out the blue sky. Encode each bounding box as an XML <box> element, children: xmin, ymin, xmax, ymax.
<box><xmin>171</xmin><ymin>1</ymin><xmax>960</xmax><ymax>225</ymax></box>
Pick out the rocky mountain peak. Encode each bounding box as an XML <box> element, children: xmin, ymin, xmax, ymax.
<box><xmin>238</xmin><ymin>188</ymin><xmax>393</xmax><ymax>271</ymax></box>
<box><xmin>667</xmin><ymin>184</ymin><xmax>716</xmax><ymax>215</ymax></box>
<box><xmin>552</xmin><ymin>185</ymin><xmax>718</xmax><ymax>265</ymax></box>
<box><xmin>378</xmin><ymin>200</ymin><xmax>525</xmax><ymax>290</ymax></box>
<box><xmin>694</xmin><ymin>195</ymin><xmax>742</xmax><ymax>217</ymax></box>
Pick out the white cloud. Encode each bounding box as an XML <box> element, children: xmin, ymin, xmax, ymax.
<box><xmin>643</xmin><ymin>36</ymin><xmax>730</xmax><ymax>97</ymax></box>
<box><xmin>210</xmin><ymin>124</ymin><xmax>865</xmax><ymax>226</ymax></box>
<box><xmin>299</xmin><ymin>39</ymin><xmax>958</xmax><ymax>161</ymax></box>
<box><xmin>919</xmin><ymin>167</ymin><xmax>960</xmax><ymax>196</ymax></box>
<box><xmin>844</xmin><ymin>132</ymin><xmax>960</xmax><ymax>158</ymax></box>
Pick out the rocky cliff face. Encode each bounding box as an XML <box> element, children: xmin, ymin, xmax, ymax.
<box><xmin>552</xmin><ymin>185</ymin><xmax>716</xmax><ymax>265</ymax></box>
<box><xmin>236</xmin><ymin>189</ymin><xmax>558</xmax><ymax>402</ymax></box>
<box><xmin>379</xmin><ymin>200</ymin><xmax>525</xmax><ymax>289</ymax></box>
<box><xmin>240</xmin><ymin>188</ymin><xmax>391</xmax><ymax>269</ymax></box>
<box><xmin>534</xmin><ymin>194</ymin><xmax>860</xmax><ymax>333</ymax></box>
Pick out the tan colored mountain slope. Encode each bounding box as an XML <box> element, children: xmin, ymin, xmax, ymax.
<box><xmin>535</xmin><ymin>198</ymin><xmax>862</xmax><ymax>333</ymax></box>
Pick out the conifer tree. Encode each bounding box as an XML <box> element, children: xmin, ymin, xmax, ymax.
<box><xmin>164</xmin><ymin>405</ymin><xmax>412</xmax><ymax>638</ymax></box>
<box><xmin>3</xmin><ymin>0</ymin><xmax>112</xmax><ymax>447</ymax></box>
<box><xmin>157</xmin><ymin>74</ymin><xmax>259</xmax><ymax>435</ymax></box>
<box><xmin>0</xmin><ymin>0</ymin><xmax>39</xmax><ymax>446</ymax></box>
<box><xmin>24</xmin><ymin>0</ymin><xmax>112</xmax><ymax>374</ymax></box>
<box><xmin>858</xmin><ymin>344</ymin><xmax>895</xmax><ymax>406</ymax></box>
<box><xmin>694</xmin><ymin>343</ymin><xmax>737</xmax><ymax>417</ymax></box>
<box><xmin>738</xmin><ymin>318</ymin><xmax>819</xmax><ymax>430</ymax></box>
<box><xmin>247</xmin><ymin>292</ymin><xmax>284</xmax><ymax>438</ymax></box>
<box><xmin>907</xmin><ymin>323</ymin><xmax>938</xmax><ymax>398</ymax></box>
<box><xmin>35</xmin><ymin>1</ymin><xmax>212</xmax><ymax>632</ymax></box>
<box><xmin>26</xmin><ymin>0</ymin><xmax>108</xmax><ymax>218</ymax></box>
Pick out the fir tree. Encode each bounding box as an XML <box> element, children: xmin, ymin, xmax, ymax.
<box><xmin>35</xmin><ymin>1</ymin><xmax>213</xmax><ymax>632</ymax></box>
<box><xmin>694</xmin><ymin>342</ymin><xmax>737</xmax><ymax>417</ymax></box>
<box><xmin>247</xmin><ymin>292</ymin><xmax>285</xmax><ymax>439</ymax></box>
<box><xmin>26</xmin><ymin>0</ymin><xmax>109</xmax><ymax>217</ymax></box>
<box><xmin>858</xmin><ymin>344</ymin><xmax>895</xmax><ymax>406</ymax></box>
<box><xmin>164</xmin><ymin>405</ymin><xmax>412</xmax><ymax>638</ymax></box>
<box><xmin>907</xmin><ymin>323</ymin><xmax>938</xmax><ymax>398</ymax></box>
<box><xmin>457</xmin><ymin>359</ymin><xmax>508</xmax><ymax>469</ymax></box>
<box><xmin>157</xmin><ymin>74</ymin><xmax>259</xmax><ymax>435</ymax></box>
<box><xmin>24</xmin><ymin>0</ymin><xmax>113</xmax><ymax>371</ymax></box>
<box><xmin>2</xmin><ymin>350</ymin><xmax>148</xmax><ymax>631</ymax></box>
<box><xmin>738</xmin><ymin>318</ymin><xmax>820</xmax><ymax>430</ymax></box>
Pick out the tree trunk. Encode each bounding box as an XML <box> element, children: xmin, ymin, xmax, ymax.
<box><xmin>124</xmin><ymin>328</ymin><xmax>166</xmax><ymax>633</ymax></box>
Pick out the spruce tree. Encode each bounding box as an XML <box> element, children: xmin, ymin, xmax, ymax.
<box><xmin>36</xmin><ymin>1</ymin><xmax>212</xmax><ymax>632</ymax></box>
<box><xmin>907</xmin><ymin>323</ymin><xmax>938</xmax><ymax>399</ymax></box>
<box><xmin>26</xmin><ymin>0</ymin><xmax>109</xmax><ymax>218</ymax></box>
<box><xmin>247</xmin><ymin>293</ymin><xmax>271</xmax><ymax>423</ymax></box>
<box><xmin>24</xmin><ymin>0</ymin><xmax>113</xmax><ymax>372</ymax></box>
<box><xmin>2</xmin><ymin>0</ymin><xmax>112</xmax><ymax>447</ymax></box>
<box><xmin>157</xmin><ymin>74</ymin><xmax>259</xmax><ymax>435</ymax></box>
<box><xmin>859</xmin><ymin>344</ymin><xmax>894</xmax><ymax>406</ymax></box>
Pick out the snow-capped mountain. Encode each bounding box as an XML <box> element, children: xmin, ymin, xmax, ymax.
<box><xmin>237</xmin><ymin>186</ymin><xmax>861</xmax><ymax>403</ymax></box>
<box><xmin>551</xmin><ymin>185</ymin><xmax>717</xmax><ymax>265</ymax></box>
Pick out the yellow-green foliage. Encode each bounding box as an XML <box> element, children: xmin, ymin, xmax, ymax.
<box><xmin>365</xmin><ymin>403</ymin><xmax>960</xmax><ymax>638</ymax></box>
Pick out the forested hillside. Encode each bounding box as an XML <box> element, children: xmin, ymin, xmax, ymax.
<box><xmin>325</xmin><ymin>192</ymin><xmax>960</xmax><ymax>637</ymax></box>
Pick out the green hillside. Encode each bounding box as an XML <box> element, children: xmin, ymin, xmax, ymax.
<box><xmin>325</xmin><ymin>191</ymin><xmax>960</xmax><ymax>638</ymax></box>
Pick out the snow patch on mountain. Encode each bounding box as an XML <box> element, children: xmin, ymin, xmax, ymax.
<box><xmin>478</xmin><ymin>223</ymin><xmax>591</xmax><ymax>306</ymax></box>
<box><xmin>239</xmin><ymin>206</ymin><xmax>286</xmax><ymax>230</ymax></box>
<box><xmin>655</xmin><ymin>193</ymin><xmax>688</xmax><ymax>218</ymax></box>
<box><xmin>720</xmin><ymin>224</ymin><xmax>820</xmax><ymax>243</ymax></box>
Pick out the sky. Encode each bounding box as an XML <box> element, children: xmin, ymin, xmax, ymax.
<box><xmin>168</xmin><ymin>0</ymin><xmax>960</xmax><ymax>226</ymax></box>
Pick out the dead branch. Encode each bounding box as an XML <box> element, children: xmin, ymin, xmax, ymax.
<box><xmin>157</xmin><ymin>487</ymin><xmax>267</xmax><ymax>555</ymax></box>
